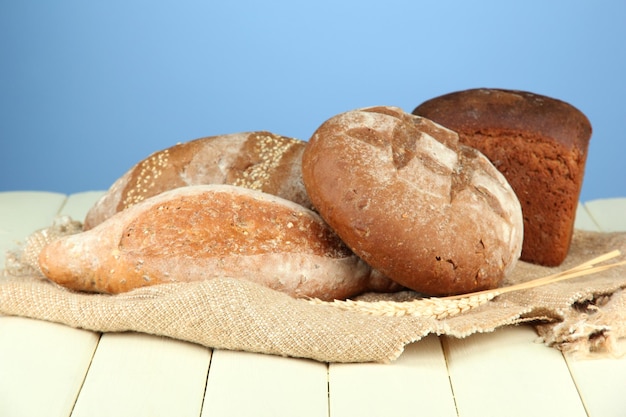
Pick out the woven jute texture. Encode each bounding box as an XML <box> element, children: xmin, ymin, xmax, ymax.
<box><xmin>2</xmin><ymin>220</ymin><xmax>625</xmax><ymax>363</ymax></box>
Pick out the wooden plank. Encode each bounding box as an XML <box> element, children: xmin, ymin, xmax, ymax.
<box><xmin>443</xmin><ymin>326</ymin><xmax>587</xmax><ymax>417</ymax></box>
<box><xmin>202</xmin><ymin>349</ymin><xmax>328</xmax><ymax>417</ymax></box>
<box><xmin>564</xmin><ymin>198</ymin><xmax>626</xmax><ymax>417</ymax></box>
<box><xmin>567</xmin><ymin>352</ymin><xmax>626</xmax><ymax>417</ymax></box>
<box><xmin>57</xmin><ymin>190</ymin><xmax>105</xmax><ymax>221</ymax></box>
<box><xmin>0</xmin><ymin>191</ymin><xmax>101</xmax><ymax>417</ymax></box>
<box><xmin>574</xmin><ymin>201</ymin><xmax>600</xmax><ymax>231</ymax></box>
<box><xmin>328</xmin><ymin>335</ymin><xmax>457</xmax><ymax>417</ymax></box>
<box><xmin>584</xmin><ymin>197</ymin><xmax>626</xmax><ymax>232</ymax></box>
<box><xmin>71</xmin><ymin>333</ymin><xmax>211</xmax><ymax>417</ymax></box>
<box><xmin>0</xmin><ymin>317</ymin><xmax>100</xmax><ymax>417</ymax></box>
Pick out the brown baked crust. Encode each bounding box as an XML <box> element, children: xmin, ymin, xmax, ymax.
<box><xmin>40</xmin><ymin>185</ymin><xmax>402</xmax><ymax>300</ymax></box>
<box><xmin>302</xmin><ymin>106</ymin><xmax>523</xmax><ymax>296</ymax></box>
<box><xmin>413</xmin><ymin>88</ymin><xmax>592</xmax><ymax>266</ymax></box>
<box><xmin>83</xmin><ymin>132</ymin><xmax>312</xmax><ymax>230</ymax></box>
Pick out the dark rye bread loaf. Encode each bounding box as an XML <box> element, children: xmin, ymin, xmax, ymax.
<box><xmin>302</xmin><ymin>106</ymin><xmax>524</xmax><ymax>296</ymax></box>
<box><xmin>41</xmin><ymin>185</ymin><xmax>402</xmax><ymax>300</ymax></box>
<box><xmin>83</xmin><ymin>131</ymin><xmax>312</xmax><ymax>230</ymax></box>
<box><xmin>413</xmin><ymin>88</ymin><xmax>592</xmax><ymax>266</ymax></box>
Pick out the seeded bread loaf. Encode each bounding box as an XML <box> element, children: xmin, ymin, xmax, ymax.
<box><xmin>40</xmin><ymin>185</ymin><xmax>402</xmax><ymax>300</ymax></box>
<box><xmin>302</xmin><ymin>106</ymin><xmax>524</xmax><ymax>296</ymax></box>
<box><xmin>413</xmin><ymin>88</ymin><xmax>592</xmax><ymax>266</ymax></box>
<box><xmin>83</xmin><ymin>131</ymin><xmax>312</xmax><ymax>229</ymax></box>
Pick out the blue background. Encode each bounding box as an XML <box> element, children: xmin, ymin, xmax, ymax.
<box><xmin>1</xmin><ymin>1</ymin><xmax>625</xmax><ymax>202</ymax></box>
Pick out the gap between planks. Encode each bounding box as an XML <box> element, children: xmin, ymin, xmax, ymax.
<box><xmin>562</xmin><ymin>199</ymin><xmax>626</xmax><ymax>417</ymax></box>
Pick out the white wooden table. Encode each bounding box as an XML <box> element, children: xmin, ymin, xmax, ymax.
<box><xmin>1</xmin><ymin>191</ymin><xmax>625</xmax><ymax>417</ymax></box>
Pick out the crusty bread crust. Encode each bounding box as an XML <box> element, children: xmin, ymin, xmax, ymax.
<box><xmin>413</xmin><ymin>88</ymin><xmax>592</xmax><ymax>266</ymax></box>
<box><xmin>302</xmin><ymin>106</ymin><xmax>523</xmax><ymax>296</ymax></box>
<box><xmin>83</xmin><ymin>132</ymin><xmax>312</xmax><ymax>230</ymax></box>
<box><xmin>41</xmin><ymin>185</ymin><xmax>401</xmax><ymax>300</ymax></box>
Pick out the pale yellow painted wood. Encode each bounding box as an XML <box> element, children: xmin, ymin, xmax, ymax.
<box><xmin>0</xmin><ymin>317</ymin><xmax>100</xmax><ymax>417</ymax></box>
<box><xmin>71</xmin><ymin>333</ymin><xmax>211</xmax><ymax>417</ymax></box>
<box><xmin>328</xmin><ymin>335</ymin><xmax>457</xmax><ymax>417</ymax></box>
<box><xmin>202</xmin><ymin>349</ymin><xmax>328</xmax><ymax>417</ymax></box>
<box><xmin>564</xmin><ymin>198</ymin><xmax>626</xmax><ymax>417</ymax></box>
<box><xmin>0</xmin><ymin>191</ymin><xmax>67</xmax><ymax>266</ymax></box>
<box><xmin>443</xmin><ymin>326</ymin><xmax>587</xmax><ymax>417</ymax></box>
<box><xmin>574</xmin><ymin>201</ymin><xmax>600</xmax><ymax>231</ymax></box>
<box><xmin>57</xmin><ymin>190</ymin><xmax>106</xmax><ymax>220</ymax></box>
<box><xmin>584</xmin><ymin>198</ymin><xmax>626</xmax><ymax>232</ymax></box>
<box><xmin>566</xmin><ymin>351</ymin><xmax>626</xmax><ymax>417</ymax></box>
<box><xmin>0</xmin><ymin>191</ymin><xmax>101</xmax><ymax>417</ymax></box>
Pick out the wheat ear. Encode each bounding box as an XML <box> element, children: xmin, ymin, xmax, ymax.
<box><xmin>308</xmin><ymin>251</ymin><xmax>625</xmax><ymax>319</ymax></box>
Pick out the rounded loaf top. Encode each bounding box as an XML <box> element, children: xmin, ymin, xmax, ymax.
<box><xmin>301</xmin><ymin>106</ymin><xmax>524</xmax><ymax>296</ymax></box>
<box><xmin>41</xmin><ymin>184</ymin><xmax>403</xmax><ymax>300</ymax></box>
<box><xmin>412</xmin><ymin>88</ymin><xmax>592</xmax><ymax>150</ymax></box>
<box><xmin>83</xmin><ymin>131</ymin><xmax>311</xmax><ymax>230</ymax></box>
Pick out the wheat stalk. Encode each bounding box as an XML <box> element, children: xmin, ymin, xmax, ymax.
<box><xmin>309</xmin><ymin>251</ymin><xmax>625</xmax><ymax>319</ymax></box>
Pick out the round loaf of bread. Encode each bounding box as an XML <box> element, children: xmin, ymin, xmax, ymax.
<box><xmin>413</xmin><ymin>88</ymin><xmax>592</xmax><ymax>266</ymax></box>
<box><xmin>302</xmin><ymin>106</ymin><xmax>524</xmax><ymax>296</ymax></box>
<box><xmin>83</xmin><ymin>131</ymin><xmax>312</xmax><ymax>230</ymax></box>
<box><xmin>41</xmin><ymin>184</ymin><xmax>402</xmax><ymax>300</ymax></box>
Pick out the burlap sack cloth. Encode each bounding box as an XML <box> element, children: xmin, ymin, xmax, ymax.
<box><xmin>2</xmin><ymin>218</ymin><xmax>626</xmax><ymax>363</ymax></box>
